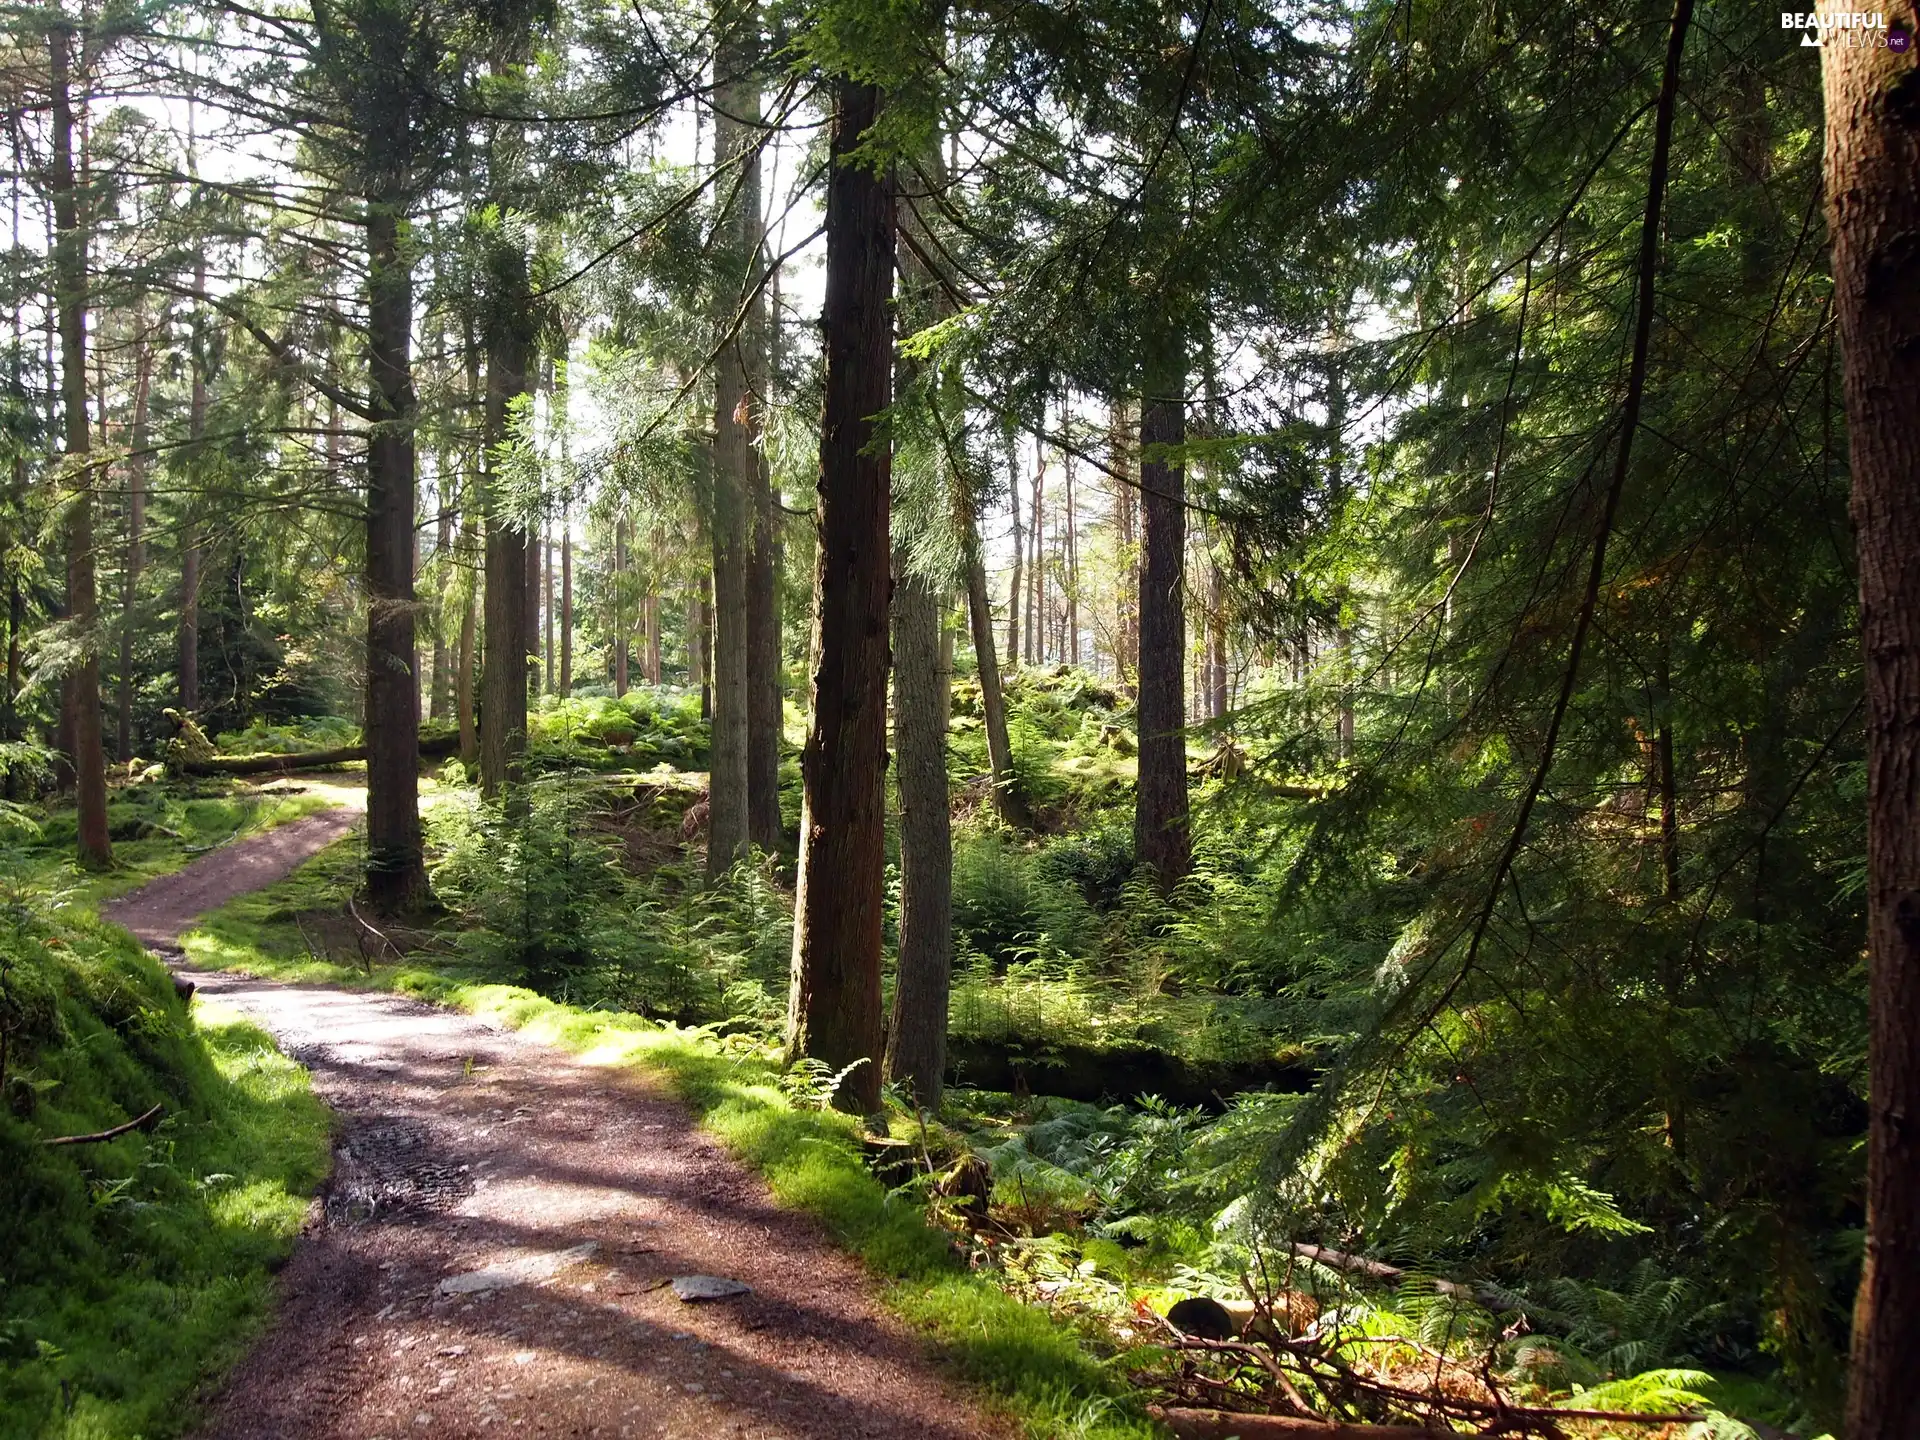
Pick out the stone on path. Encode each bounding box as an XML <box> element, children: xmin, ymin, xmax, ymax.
<box><xmin>671</xmin><ymin>1275</ymin><xmax>752</xmax><ymax>1302</ymax></box>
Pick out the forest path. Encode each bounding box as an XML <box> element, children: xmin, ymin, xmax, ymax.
<box><xmin>105</xmin><ymin>792</ymin><xmax>1003</xmax><ymax>1440</ymax></box>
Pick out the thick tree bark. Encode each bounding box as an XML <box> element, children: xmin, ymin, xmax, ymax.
<box><xmin>478</xmin><ymin>237</ymin><xmax>534</xmax><ymax>797</ymax></box>
<box><xmin>707</xmin><ymin>10</ymin><xmax>761</xmax><ymax>878</ymax></box>
<box><xmin>1824</xmin><ymin>8</ymin><xmax>1920</xmax><ymax>1438</ymax></box>
<box><xmin>788</xmin><ymin>78</ymin><xmax>895</xmax><ymax>1115</ymax></box>
<box><xmin>1134</xmin><ymin>367</ymin><xmax>1190</xmax><ymax>889</ymax></box>
<box><xmin>117</xmin><ymin>306</ymin><xmax>153</xmax><ymax>761</ymax></box>
<box><xmin>362</xmin><ymin>188</ymin><xmax>427</xmax><ymax>909</ymax></box>
<box><xmin>48</xmin><ymin>27</ymin><xmax>109</xmax><ymax>868</ymax></box>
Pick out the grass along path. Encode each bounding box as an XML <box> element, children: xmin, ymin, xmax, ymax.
<box><xmin>180</xmin><ymin>830</ymin><xmax>1159</xmax><ymax>1439</ymax></box>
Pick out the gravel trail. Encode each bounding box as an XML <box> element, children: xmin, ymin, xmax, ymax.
<box><xmin>104</xmin><ymin>792</ymin><xmax>1002</xmax><ymax>1440</ymax></box>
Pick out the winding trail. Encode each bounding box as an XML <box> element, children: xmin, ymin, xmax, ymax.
<box><xmin>106</xmin><ymin>789</ymin><xmax>1001</xmax><ymax>1440</ymax></box>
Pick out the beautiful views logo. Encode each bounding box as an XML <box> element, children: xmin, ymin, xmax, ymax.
<box><xmin>1781</xmin><ymin>11</ymin><xmax>1914</xmax><ymax>49</ymax></box>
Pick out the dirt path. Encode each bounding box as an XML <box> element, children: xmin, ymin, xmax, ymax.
<box><xmin>106</xmin><ymin>798</ymin><xmax>1004</xmax><ymax>1440</ymax></box>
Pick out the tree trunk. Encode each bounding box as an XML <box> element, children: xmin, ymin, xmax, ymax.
<box><xmin>48</xmin><ymin>27</ymin><xmax>109</xmax><ymax>868</ymax></box>
<box><xmin>179</xmin><ymin>252</ymin><xmax>208</xmax><ymax>715</ymax></box>
<box><xmin>887</xmin><ymin>548</ymin><xmax>950</xmax><ymax>1107</ymax></box>
<box><xmin>561</xmin><ymin>501</ymin><xmax>573</xmax><ymax>694</ymax></box>
<box><xmin>429</xmin><ymin>476</ymin><xmax>455</xmax><ymax>722</ymax></box>
<box><xmin>885</xmin><ymin>134</ymin><xmax>955</xmax><ymax>1107</ymax></box>
<box><xmin>526</xmin><ymin>499</ymin><xmax>542</xmax><ymax>699</ymax></box>
<box><xmin>744</xmin><ymin>59</ymin><xmax>782</xmax><ymax>854</ymax></box>
<box><xmin>689</xmin><ymin>583</ymin><xmax>708</xmax><ymax>705</ymax></box>
<box><xmin>1825</xmin><ymin>10</ymin><xmax>1920</xmax><ymax>1439</ymax></box>
<box><xmin>1005</xmin><ymin>426</ymin><xmax>1023</xmax><ymax>667</ymax></box>
<box><xmin>543</xmin><ymin>525</ymin><xmax>554</xmax><ymax>694</ymax></box>
<box><xmin>117</xmin><ymin>303</ymin><xmax>153</xmax><ymax>762</ymax></box>
<box><xmin>747</xmin><ymin>444</ymin><xmax>783</xmax><ymax>848</ymax></box>
<box><xmin>1207</xmin><ymin>554</ymin><xmax>1227</xmax><ymax>722</ymax></box>
<box><xmin>1064</xmin><ymin>413</ymin><xmax>1079</xmax><ymax>668</ymax></box>
<box><xmin>478</xmin><ymin>250</ymin><xmax>533</xmax><ymax>796</ymax></box>
<box><xmin>968</xmin><ymin>547</ymin><xmax>1028</xmax><ymax>829</ymax></box>
<box><xmin>1134</xmin><ymin>366</ymin><xmax>1189</xmax><ymax>889</ymax></box>
<box><xmin>362</xmin><ymin>188</ymin><xmax>427</xmax><ymax>909</ymax></box>
<box><xmin>1027</xmin><ymin>443</ymin><xmax>1044</xmax><ymax>666</ymax></box>
<box><xmin>707</xmin><ymin>9</ymin><xmax>760</xmax><ymax>878</ymax></box>
<box><xmin>1110</xmin><ymin>400</ymin><xmax>1137</xmax><ymax>685</ymax></box>
<box><xmin>457</xmin><ymin>522</ymin><xmax>479</xmax><ymax>766</ymax></box>
<box><xmin>788</xmin><ymin>77</ymin><xmax>895</xmax><ymax>1115</ymax></box>
<box><xmin>615</xmin><ymin>516</ymin><xmax>630</xmax><ymax>695</ymax></box>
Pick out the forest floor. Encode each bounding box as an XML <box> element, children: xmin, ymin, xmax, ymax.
<box><xmin>103</xmin><ymin>788</ymin><xmax>1006</xmax><ymax>1440</ymax></box>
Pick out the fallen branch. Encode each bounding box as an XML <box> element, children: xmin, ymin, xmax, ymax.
<box><xmin>42</xmin><ymin>1103</ymin><xmax>164</xmax><ymax>1147</ymax></box>
<box><xmin>1289</xmin><ymin>1243</ymin><xmax>1509</xmax><ymax>1308</ymax></box>
<box><xmin>346</xmin><ymin>899</ymin><xmax>400</xmax><ymax>972</ymax></box>
<box><xmin>1150</xmin><ymin>1410</ymin><xmax>1445</xmax><ymax>1439</ymax></box>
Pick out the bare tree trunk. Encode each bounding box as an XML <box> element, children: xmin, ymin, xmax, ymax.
<box><xmin>747</xmin><ymin>444</ymin><xmax>783</xmax><ymax>848</ymax></box>
<box><xmin>968</xmin><ymin>548</ymin><xmax>1028</xmax><ymax>829</ymax></box>
<box><xmin>688</xmin><ymin>583</ymin><xmax>707</xmax><ymax>702</ymax></box>
<box><xmin>478</xmin><ymin>56</ymin><xmax>536</xmax><ymax>797</ymax></box>
<box><xmin>707</xmin><ymin>3</ymin><xmax>761</xmax><ymax>878</ymax></box>
<box><xmin>1824</xmin><ymin>8</ymin><xmax>1920</xmax><ymax>1437</ymax></box>
<box><xmin>888</xmin><ymin>543</ymin><xmax>951</xmax><ymax>1106</ymax></box>
<box><xmin>1134</xmin><ymin>364</ymin><xmax>1189</xmax><ymax>889</ymax></box>
<box><xmin>614</xmin><ymin>516</ymin><xmax>630</xmax><ymax>695</ymax></box>
<box><xmin>745</xmin><ymin>91</ymin><xmax>783</xmax><ymax>854</ymax></box>
<box><xmin>457</xmin><ymin>517</ymin><xmax>478</xmax><ymax>766</ymax></box>
<box><xmin>1005</xmin><ymin>425</ymin><xmax>1023</xmax><ymax>667</ymax></box>
<box><xmin>181</xmin><ymin>244</ymin><xmax>207</xmax><ymax>715</ymax></box>
<box><xmin>117</xmin><ymin>301</ymin><xmax>153</xmax><ymax>761</ymax></box>
<box><xmin>49</xmin><ymin>27</ymin><xmax>109</xmax><ymax>867</ymax></box>
<box><xmin>1027</xmin><ymin>440</ymin><xmax>1044</xmax><ymax>667</ymax></box>
<box><xmin>645</xmin><ymin>526</ymin><xmax>662</xmax><ymax>684</ymax></box>
<box><xmin>886</xmin><ymin>134</ymin><xmax>955</xmax><ymax>1106</ymax></box>
<box><xmin>525</xmin><ymin>498</ymin><xmax>542</xmax><ymax>700</ymax></box>
<box><xmin>1207</xmin><ymin>554</ymin><xmax>1227</xmax><ymax>722</ymax></box>
<box><xmin>544</xmin><ymin>526</ymin><xmax>554</xmax><ymax>695</ymax></box>
<box><xmin>560</xmin><ymin>502</ymin><xmax>573</xmax><ymax>694</ymax></box>
<box><xmin>1064</xmin><ymin>408</ymin><xmax>1079</xmax><ymax>668</ymax></box>
<box><xmin>363</xmin><ymin>187</ymin><xmax>427</xmax><ymax>909</ymax></box>
<box><xmin>1110</xmin><ymin>400</ymin><xmax>1137</xmax><ymax>686</ymax></box>
<box><xmin>788</xmin><ymin>77</ymin><xmax>894</xmax><ymax>1115</ymax></box>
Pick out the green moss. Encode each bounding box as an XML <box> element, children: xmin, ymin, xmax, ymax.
<box><xmin>0</xmin><ymin>906</ymin><xmax>330</xmax><ymax>1440</ymax></box>
<box><xmin>180</xmin><ymin>844</ymin><xmax>1163</xmax><ymax>1440</ymax></box>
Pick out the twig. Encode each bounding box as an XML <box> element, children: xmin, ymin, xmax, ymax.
<box><xmin>43</xmin><ymin>1103</ymin><xmax>164</xmax><ymax>1146</ymax></box>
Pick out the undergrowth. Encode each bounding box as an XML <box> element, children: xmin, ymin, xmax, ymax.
<box><xmin>0</xmin><ymin>878</ymin><xmax>330</xmax><ymax>1440</ymax></box>
<box><xmin>178</xmin><ymin>840</ymin><xmax>1161</xmax><ymax>1440</ymax></box>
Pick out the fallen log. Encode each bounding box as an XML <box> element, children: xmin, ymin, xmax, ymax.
<box><xmin>179</xmin><ymin>731</ymin><xmax>460</xmax><ymax>776</ymax></box>
<box><xmin>1149</xmin><ymin>1409</ymin><xmax>1446</xmax><ymax>1439</ymax></box>
<box><xmin>43</xmin><ymin>1103</ymin><xmax>165</xmax><ymax>1147</ymax></box>
<box><xmin>1289</xmin><ymin>1243</ymin><xmax>1505</xmax><ymax>1307</ymax></box>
